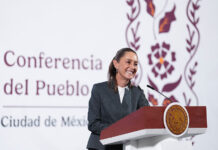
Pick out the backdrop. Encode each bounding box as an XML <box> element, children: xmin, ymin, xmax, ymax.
<box><xmin>0</xmin><ymin>0</ymin><xmax>218</xmax><ymax>150</ymax></box>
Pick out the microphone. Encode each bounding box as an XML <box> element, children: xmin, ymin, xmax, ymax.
<box><xmin>147</xmin><ymin>85</ymin><xmax>171</xmax><ymax>100</ymax></box>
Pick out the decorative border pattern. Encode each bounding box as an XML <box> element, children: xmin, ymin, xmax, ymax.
<box><xmin>125</xmin><ymin>0</ymin><xmax>202</xmax><ymax>144</ymax></box>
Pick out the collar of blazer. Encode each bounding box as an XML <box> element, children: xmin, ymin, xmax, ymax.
<box><xmin>108</xmin><ymin>79</ymin><xmax>132</xmax><ymax>92</ymax></box>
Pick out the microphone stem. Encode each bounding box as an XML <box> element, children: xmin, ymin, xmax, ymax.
<box><xmin>155</xmin><ymin>90</ymin><xmax>170</xmax><ymax>100</ymax></box>
<box><xmin>147</xmin><ymin>85</ymin><xmax>171</xmax><ymax>100</ymax></box>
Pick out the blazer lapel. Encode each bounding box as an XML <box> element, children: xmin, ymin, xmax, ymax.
<box><xmin>121</xmin><ymin>88</ymin><xmax>132</xmax><ymax>117</ymax></box>
<box><xmin>108</xmin><ymin>87</ymin><xmax>121</xmax><ymax>105</ymax></box>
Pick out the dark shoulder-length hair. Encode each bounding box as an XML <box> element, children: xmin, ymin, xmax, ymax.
<box><xmin>108</xmin><ymin>47</ymin><xmax>137</xmax><ymax>92</ymax></box>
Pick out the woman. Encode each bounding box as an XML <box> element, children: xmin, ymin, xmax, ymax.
<box><xmin>87</xmin><ymin>48</ymin><xmax>149</xmax><ymax>150</ymax></box>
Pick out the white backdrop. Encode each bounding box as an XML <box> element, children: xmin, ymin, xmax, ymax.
<box><xmin>0</xmin><ymin>0</ymin><xmax>218</xmax><ymax>150</ymax></box>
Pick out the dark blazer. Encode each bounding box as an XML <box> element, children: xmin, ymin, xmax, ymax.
<box><xmin>87</xmin><ymin>81</ymin><xmax>149</xmax><ymax>150</ymax></box>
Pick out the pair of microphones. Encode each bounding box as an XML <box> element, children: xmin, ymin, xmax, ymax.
<box><xmin>146</xmin><ymin>85</ymin><xmax>171</xmax><ymax>100</ymax></box>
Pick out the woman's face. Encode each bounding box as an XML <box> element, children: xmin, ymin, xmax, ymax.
<box><xmin>113</xmin><ymin>51</ymin><xmax>138</xmax><ymax>81</ymax></box>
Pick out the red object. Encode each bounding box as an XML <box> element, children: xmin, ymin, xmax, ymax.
<box><xmin>100</xmin><ymin>106</ymin><xmax>207</xmax><ymax>140</ymax></box>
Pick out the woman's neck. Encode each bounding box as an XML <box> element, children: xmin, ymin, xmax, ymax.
<box><xmin>116</xmin><ymin>75</ymin><xmax>129</xmax><ymax>87</ymax></box>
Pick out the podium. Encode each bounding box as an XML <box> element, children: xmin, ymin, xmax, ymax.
<box><xmin>100</xmin><ymin>103</ymin><xmax>207</xmax><ymax>150</ymax></box>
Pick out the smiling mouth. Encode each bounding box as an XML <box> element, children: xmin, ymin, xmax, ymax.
<box><xmin>126</xmin><ymin>70</ymin><xmax>135</xmax><ymax>75</ymax></box>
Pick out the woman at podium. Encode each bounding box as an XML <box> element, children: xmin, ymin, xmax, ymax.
<box><xmin>87</xmin><ymin>48</ymin><xmax>149</xmax><ymax>150</ymax></box>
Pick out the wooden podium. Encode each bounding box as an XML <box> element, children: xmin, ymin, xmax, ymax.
<box><xmin>100</xmin><ymin>103</ymin><xmax>207</xmax><ymax>150</ymax></box>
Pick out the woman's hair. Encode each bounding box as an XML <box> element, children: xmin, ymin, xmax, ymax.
<box><xmin>108</xmin><ymin>47</ymin><xmax>137</xmax><ymax>91</ymax></box>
